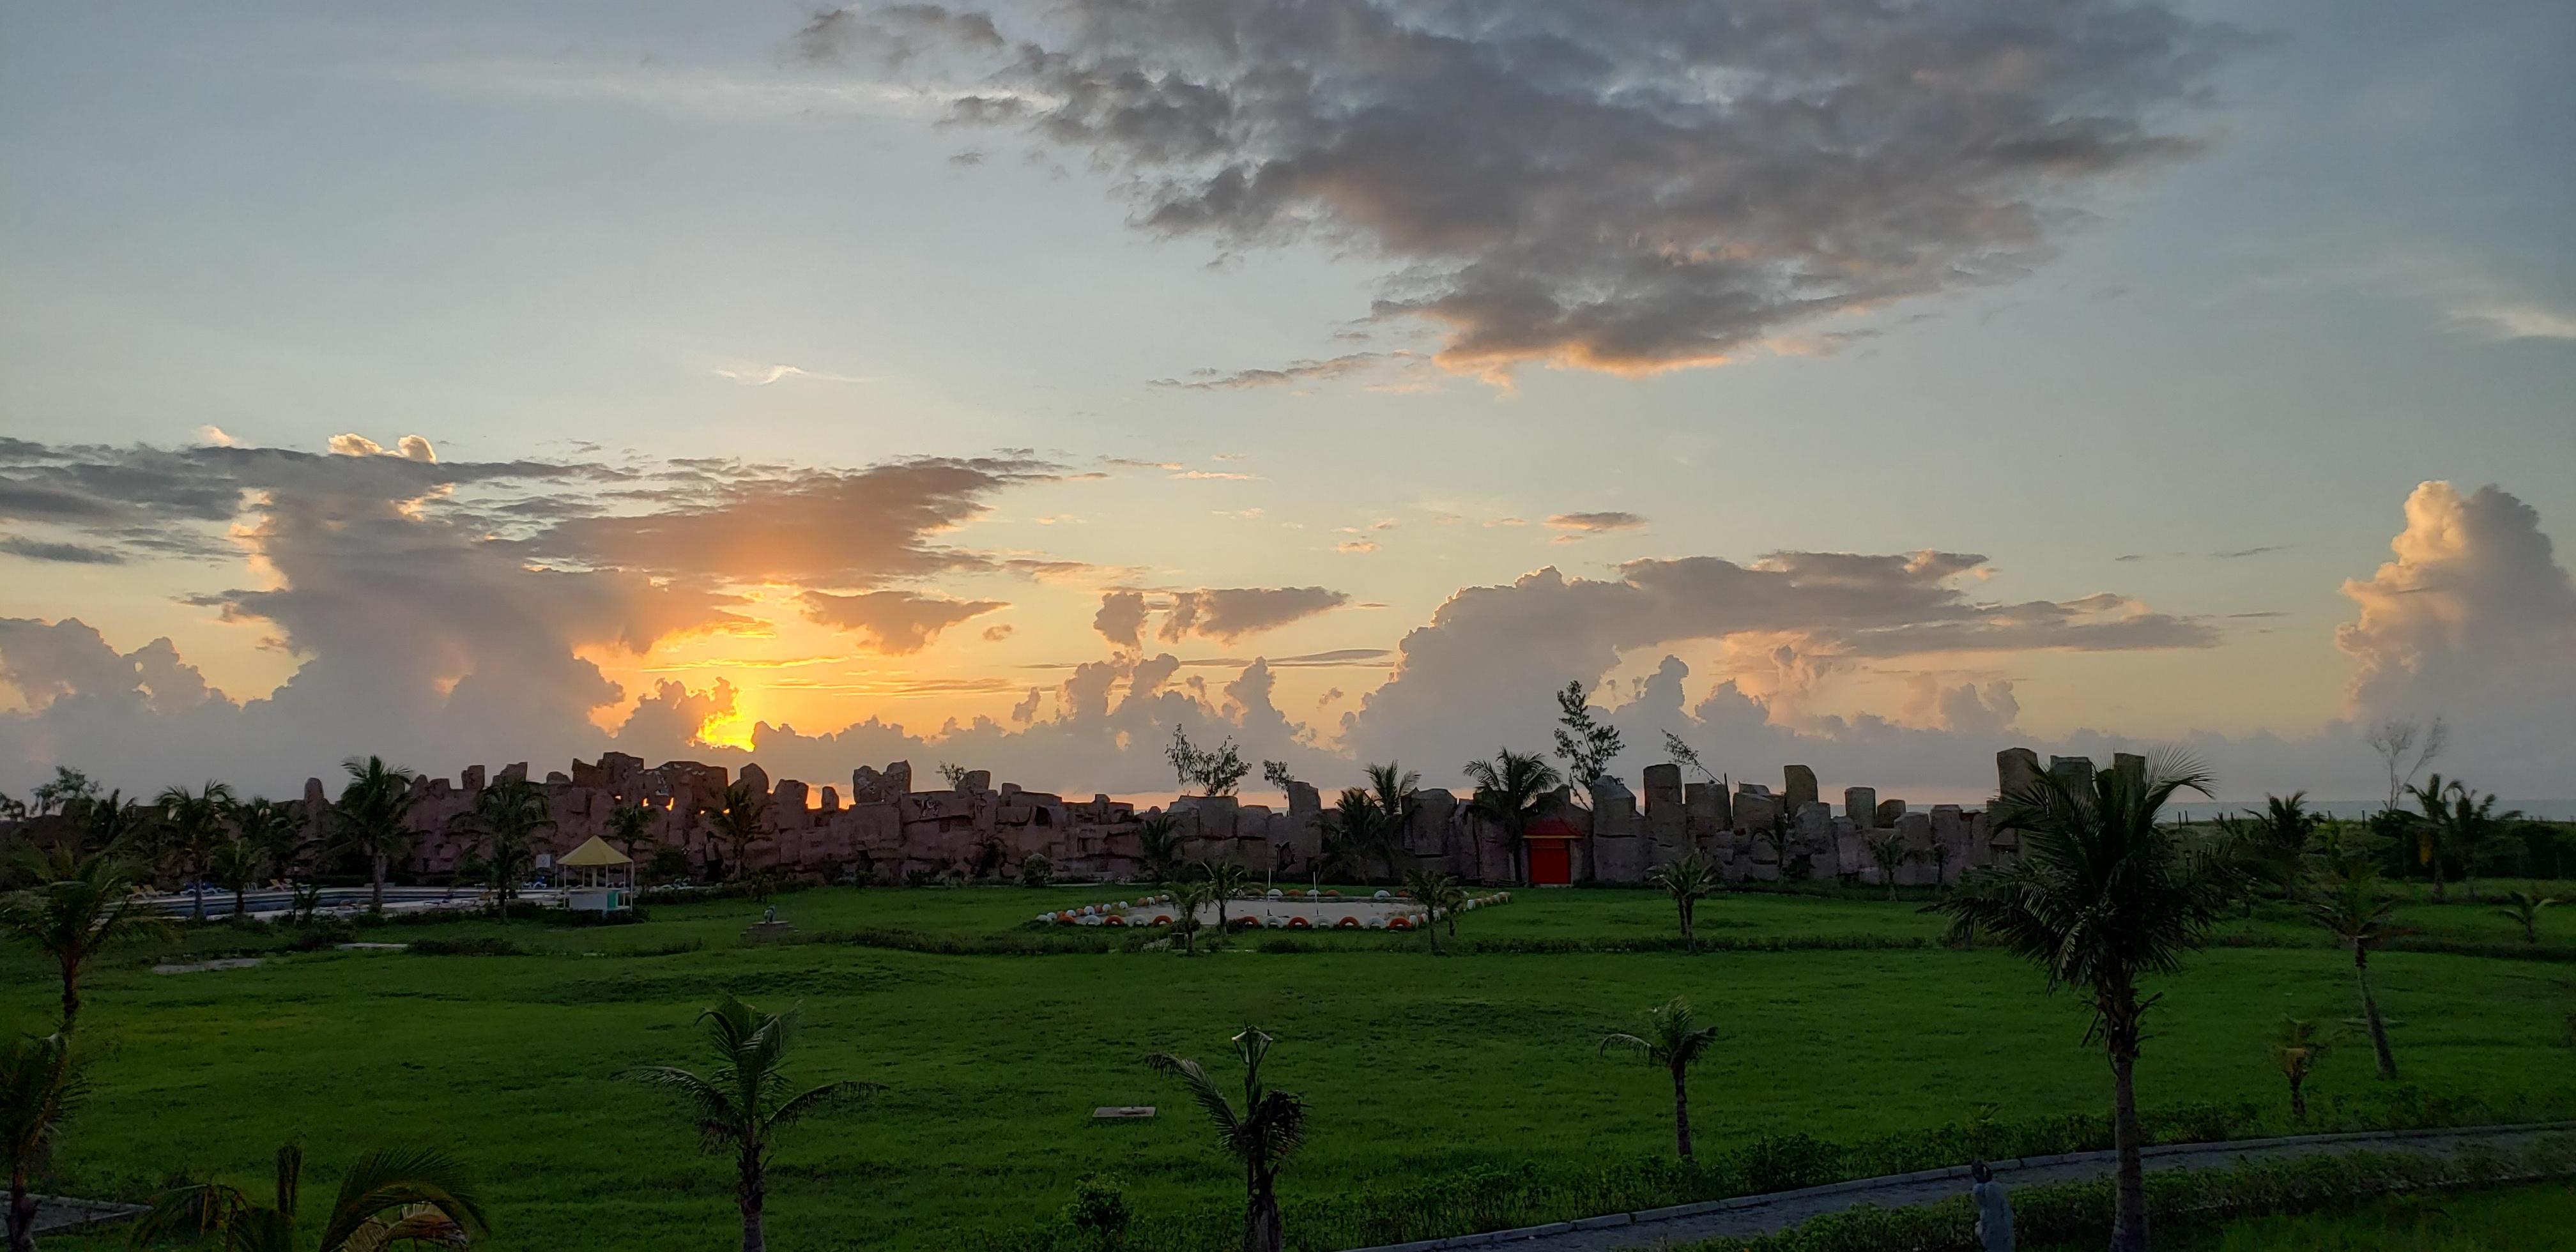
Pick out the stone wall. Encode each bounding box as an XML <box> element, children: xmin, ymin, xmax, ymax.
<box><xmin>307</xmin><ymin>745</ymin><xmax>2099</xmax><ymax>888</ymax></box>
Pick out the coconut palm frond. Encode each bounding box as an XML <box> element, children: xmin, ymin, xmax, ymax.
<box><xmin>312</xmin><ymin>1145</ymin><xmax>489</xmax><ymax>1251</ymax></box>
<box><xmin>770</xmin><ymin>1079</ymin><xmax>883</xmax><ymax>1133</ymax></box>
<box><xmin>1144</xmin><ymin>1052</ymin><xmax>1242</xmax><ymax>1140</ymax></box>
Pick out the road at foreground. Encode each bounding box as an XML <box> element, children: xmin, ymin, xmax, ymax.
<box><xmin>1345</xmin><ymin>1122</ymin><xmax>2576</xmax><ymax>1252</ymax></box>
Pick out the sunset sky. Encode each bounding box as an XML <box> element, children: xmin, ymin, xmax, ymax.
<box><xmin>3</xmin><ymin>0</ymin><xmax>2571</xmax><ymax>804</ymax></box>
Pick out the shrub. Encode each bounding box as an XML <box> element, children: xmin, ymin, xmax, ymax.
<box><xmin>283</xmin><ymin>918</ymin><xmax>356</xmax><ymax>951</ymax></box>
<box><xmin>408</xmin><ymin>936</ymin><xmax>529</xmax><ymax>957</ymax></box>
<box><xmin>1059</xmin><ymin>1173</ymin><xmax>1131</xmax><ymax>1252</ymax></box>
<box><xmin>1021</xmin><ymin>855</ymin><xmax>1055</xmax><ymax>889</ymax></box>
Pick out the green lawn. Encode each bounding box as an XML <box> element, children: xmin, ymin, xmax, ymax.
<box><xmin>12</xmin><ymin>886</ymin><xmax>2574</xmax><ymax>1252</ymax></box>
<box><xmin>2153</xmin><ymin>1182</ymin><xmax>2576</xmax><ymax>1251</ymax></box>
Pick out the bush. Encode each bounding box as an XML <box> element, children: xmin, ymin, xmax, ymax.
<box><xmin>1059</xmin><ymin>1173</ymin><xmax>1131</xmax><ymax>1252</ymax></box>
<box><xmin>1020</xmin><ymin>855</ymin><xmax>1055</xmax><ymax>889</ymax></box>
<box><xmin>283</xmin><ymin>918</ymin><xmax>356</xmax><ymax>951</ymax></box>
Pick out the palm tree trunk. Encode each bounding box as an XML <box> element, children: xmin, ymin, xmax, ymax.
<box><xmin>2106</xmin><ymin>993</ymin><xmax>2149</xmax><ymax>1252</ymax></box>
<box><xmin>1245</xmin><ymin>1166</ymin><xmax>1282</xmax><ymax>1252</ymax></box>
<box><xmin>1671</xmin><ymin>1064</ymin><xmax>1694</xmax><ymax>1160</ymax></box>
<box><xmin>739</xmin><ymin>1148</ymin><xmax>767</xmax><ymax>1252</ymax></box>
<box><xmin>10</xmin><ymin>1165</ymin><xmax>38</xmax><ymax>1252</ymax></box>
<box><xmin>233</xmin><ymin>885</ymin><xmax>247</xmax><ymax>917</ymax></box>
<box><xmin>1426</xmin><ymin>910</ymin><xmax>1441</xmax><ymax>954</ymax></box>
<box><xmin>2430</xmin><ymin>853</ymin><xmax>2446</xmax><ymax>902</ymax></box>
<box><xmin>2357</xmin><ymin>949</ymin><xmax>2398</xmax><ymax>1080</ymax></box>
<box><xmin>2288</xmin><ymin>1076</ymin><xmax>2306</xmax><ymax>1122</ymax></box>
<box><xmin>58</xmin><ymin>956</ymin><xmax>80</xmax><ymax>1034</ymax></box>
<box><xmin>192</xmin><ymin>876</ymin><xmax>206</xmax><ymax>922</ymax></box>
<box><xmin>371</xmin><ymin>853</ymin><xmax>388</xmax><ymax>912</ymax></box>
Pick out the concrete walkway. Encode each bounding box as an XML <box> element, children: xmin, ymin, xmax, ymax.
<box><xmin>1346</xmin><ymin>1122</ymin><xmax>2576</xmax><ymax>1252</ymax></box>
<box><xmin>29</xmin><ymin>1194</ymin><xmax>146</xmax><ymax>1236</ymax></box>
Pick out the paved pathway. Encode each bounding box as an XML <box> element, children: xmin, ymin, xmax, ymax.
<box><xmin>29</xmin><ymin>1194</ymin><xmax>146</xmax><ymax>1236</ymax></box>
<box><xmin>1347</xmin><ymin>1122</ymin><xmax>2575</xmax><ymax>1252</ymax></box>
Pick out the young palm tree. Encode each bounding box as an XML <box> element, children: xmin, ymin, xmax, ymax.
<box><xmin>66</xmin><ymin>791</ymin><xmax>155</xmax><ymax>857</ymax></box>
<box><xmin>606</xmin><ymin>802</ymin><xmax>662</xmax><ymax>901</ymax></box>
<box><xmin>1863</xmin><ymin>830</ymin><xmax>1912</xmax><ymax>901</ymax></box>
<box><xmin>2</xmin><ymin>841</ymin><xmax>175</xmax><ymax>1033</ymax></box>
<box><xmin>130</xmin><ymin>1141</ymin><xmax>487</xmax><ymax>1252</ymax></box>
<box><xmin>1464</xmin><ymin>750</ymin><xmax>1562</xmax><ymax>885</ymax></box>
<box><xmin>1169</xmin><ymin>878</ymin><xmax>1215</xmax><ymax>954</ymax></box>
<box><xmin>155</xmin><ymin>781</ymin><xmax>238</xmax><ymax>922</ymax></box>
<box><xmin>2442</xmin><ymin>788</ymin><xmax>2519</xmax><ymax>904</ymax></box>
<box><xmin>454</xmin><ymin>777</ymin><xmax>553</xmax><ymax>915</ymax></box>
<box><xmin>1400</xmin><ymin>867</ymin><xmax>1460</xmax><ymax>954</ymax></box>
<box><xmin>1146</xmin><ymin>1028</ymin><xmax>1306</xmax><ymax>1252</ymax></box>
<box><xmin>2239</xmin><ymin>792</ymin><xmax>2322</xmax><ymax>901</ymax></box>
<box><xmin>1329</xmin><ymin>788</ymin><xmax>1385</xmax><ymax>884</ymax></box>
<box><xmin>627</xmin><ymin>993</ymin><xmax>878</xmax><ymax>1252</ymax></box>
<box><xmin>2494</xmin><ymin>890</ymin><xmax>2560</xmax><ymax>943</ymax></box>
<box><xmin>2269</xmin><ymin>1016</ymin><xmax>2333</xmax><ymax>1122</ymax></box>
<box><xmin>1933</xmin><ymin>751</ymin><xmax>2235</xmax><ymax>1252</ymax></box>
<box><xmin>3</xmin><ymin>1032</ymin><xmax>84</xmax><ymax>1252</ymax></box>
<box><xmin>1198</xmin><ymin>859</ymin><xmax>1253</xmax><ymax>934</ymax></box>
<box><xmin>1133</xmin><ymin>814</ymin><xmax>1186</xmax><ymax>887</ymax></box>
<box><xmin>332</xmin><ymin>756</ymin><xmax>422</xmax><ymax>913</ymax></box>
<box><xmin>1597</xmin><ymin>996</ymin><xmax>1720</xmax><ymax>1161</ymax></box>
<box><xmin>701</xmin><ymin>781</ymin><xmax>771</xmax><ymax>883</ymax></box>
<box><xmin>2306</xmin><ymin>863</ymin><xmax>2409</xmax><ymax>1080</ymax></box>
<box><xmin>1646</xmin><ymin>853</ymin><xmax>1721</xmax><ymax>947</ymax></box>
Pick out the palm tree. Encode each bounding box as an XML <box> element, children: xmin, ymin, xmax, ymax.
<box><xmin>155</xmin><ymin>781</ymin><xmax>237</xmax><ymax>923</ymax></box>
<box><xmin>205</xmin><ymin>837</ymin><xmax>267</xmax><ymax>919</ymax></box>
<box><xmin>2494</xmin><ymin>890</ymin><xmax>2559</xmax><ymax>943</ymax></box>
<box><xmin>702</xmin><ymin>781</ymin><xmax>772</xmax><ymax>883</ymax></box>
<box><xmin>454</xmin><ymin>777</ymin><xmax>553</xmax><ymax>915</ymax></box>
<box><xmin>1400</xmin><ymin>868</ymin><xmax>1460</xmax><ymax>954</ymax></box>
<box><xmin>1597</xmin><ymin>996</ymin><xmax>1720</xmax><ymax>1161</ymax></box>
<box><xmin>1146</xmin><ymin>1028</ymin><xmax>1305</xmax><ymax>1252</ymax></box>
<box><xmin>1133</xmin><ymin>814</ymin><xmax>1186</xmax><ymax>886</ymax></box>
<box><xmin>606</xmin><ymin>802</ymin><xmax>662</xmax><ymax>901</ymax></box>
<box><xmin>233</xmin><ymin>798</ymin><xmax>313</xmax><ymax>893</ymax></box>
<box><xmin>1933</xmin><ymin>751</ymin><xmax>2234</xmax><ymax>1252</ymax></box>
<box><xmin>1198</xmin><ymin>859</ymin><xmax>1253</xmax><ymax>934</ymax></box>
<box><xmin>627</xmin><ymin>993</ymin><xmax>878</xmax><ymax>1252</ymax></box>
<box><xmin>2442</xmin><ymin>787</ymin><xmax>2519</xmax><ymax>904</ymax></box>
<box><xmin>2269</xmin><ymin>1016</ymin><xmax>2333</xmax><ymax>1122</ymax></box>
<box><xmin>2306</xmin><ymin>862</ymin><xmax>2408</xmax><ymax>1080</ymax></box>
<box><xmin>65</xmin><ymin>791</ymin><xmax>154</xmax><ymax>857</ymax></box>
<box><xmin>1168</xmin><ymin>879</ymin><xmax>1215</xmax><ymax>955</ymax></box>
<box><xmin>1863</xmin><ymin>830</ymin><xmax>1912</xmax><ymax>901</ymax></box>
<box><xmin>1646</xmin><ymin>853</ymin><xmax>1721</xmax><ymax>947</ymax></box>
<box><xmin>2405</xmin><ymin>773</ymin><xmax>2463</xmax><ymax>901</ymax></box>
<box><xmin>1464</xmin><ymin>750</ymin><xmax>1561</xmax><ymax>885</ymax></box>
<box><xmin>1363</xmin><ymin>763</ymin><xmax>1420</xmax><ymax>882</ymax></box>
<box><xmin>1</xmin><ymin>840</ymin><xmax>175</xmax><ymax>1033</ymax></box>
<box><xmin>2237</xmin><ymin>792</ymin><xmax>2323</xmax><ymax>901</ymax></box>
<box><xmin>3</xmin><ymin>1033</ymin><xmax>84</xmax><ymax>1252</ymax></box>
<box><xmin>130</xmin><ymin>1141</ymin><xmax>487</xmax><ymax>1251</ymax></box>
<box><xmin>1328</xmin><ymin>788</ymin><xmax>1386</xmax><ymax>884</ymax></box>
<box><xmin>333</xmin><ymin>757</ymin><xmax>421</xmax><ymax>913</ymax></box>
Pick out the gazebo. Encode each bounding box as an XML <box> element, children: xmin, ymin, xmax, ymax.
<box><xmin>559</xmin><ymin>836</ymin><xmax>635</xmax><ymax>914</ymax></box>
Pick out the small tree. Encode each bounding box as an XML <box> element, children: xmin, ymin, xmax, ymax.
<box><xmin>627</xmin><ymin>994</ymin><xmax>879</xmax><ymax>1252</ymax></box>
<box><xmin>1060</xmin><ymin>1173</ymin><xmax>1131</xmax><ymax>1252</ymax></box>
<box><xmin>1198</xmin><ymin>859</ymin><xmax>1253</xmax><ymax>933</ymax></box>
<box><xmin>1597</xmin><ymin>996</ymin><xmax>1719</xmax><ymax>1160</ymax></box>
<box><xmin>1146</xmin><ymin>1028</ymin><xmax>1305</xmax><ymax>1252</ymax></box>
<box><xmin>131</xmin><ymin>1141</ymin><xmax>489</xmax><ymax>1252</ymax></box>
<box><xmin>1552</xmin><ymin>681</ymin><xmax>1623</xmax><ymax>801</ymax></box>
<box><xmin>2307</xmin><ymin>861</ymin><xmax>2408</xmax><ymax>1080</ymax></box>
<box><xmin>1020</xmin><ymin>854</ymin><xmax>1054</xmax><ymax>889</ymax></box>
<box><xmin>1260</xmin><ymin>761</ymin><xmax>1298</xmax><ymax>797</ymax></box>
<box><xmin>937</xmin><ymin>761</ymin><xmax>972</xmax><ymax>789</ymax></box>
<box><xmin>1401</xmin><ymin>868</ymin><xmax>1460</xmax><ymax>954</ymax></box>
<box><xmin>2</xmin><ymin>841</ymin><xmax>174</xmax><ymax>1034</ymax></box>
<box><xmin>1168</xmin><ymin>879</ymin><xmax>1213</xmax><ymax>955</ymax></box>
<box><xmin>1167</xmin><ymin>727</ymin><xmax>1250</xmax><ymax>797</ymax></box>
<box><xmin>2366</xmin><ymin>716</ymin><xmax>2445</xmax><ymax>816</ymax></box>
<box><xmin>1645</xmin><ymin>853</ymin><xmax>1720</xmax><ymax>947</ymax></box>
<box><xmin>3</xmin><ymin>1032</ymin><xmax>84</xmax><ymax>1252</ymax></box>
<box><xmin>204</xmin><ymin>836</ymin><xmax>266</xmax><ymax>919</ymax></box>
<box><xmin>2270</xmin><ymin>1016</ymin><xmax>2333</xmax><ymax>1122</ymax></box>
<box><xmin>233</xmin><ymin>797</ymin><xmax>313</xmax><ymax>893</ymax></box>
<box><xmin>2494</xmin><ymin>890</ymin><xmax>2559</xmax><ymax>944</ymax></box>
<box><xmin>29</xmin><ymin>768</ymin><xmax>97</xmax><ymax>818</ymax></box>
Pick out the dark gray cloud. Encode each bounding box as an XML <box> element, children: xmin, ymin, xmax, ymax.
<box><xmin>812</xmin><ymin>0</ymin><xmax>2243</xmax><ymax>376</ymax></box>
<box><xmin>0</xmin><ymin>537</ymin><xmax>125</xmax><ymax>565</ymax></box>
<box><xmin>1157</xmin><ymin>585</ymin><xmax>1349</xmax><ymax>641</ymax></box>
<box><xmin>799</xmin><ymin>589</ymin><xmax>1008</xmax><ymax>653</ymax></box>
<box><xmin>1151</xmin><ymin>351</ymin><xmax>1413</xmax><ymax>390</ymax></box>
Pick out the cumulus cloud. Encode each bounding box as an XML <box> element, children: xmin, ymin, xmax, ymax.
<box><xmin>1156</xmin><ymin>586</ymin><xmax>1349</xmax><ymax>642</ymax></box>
<box><xmin>1344</xmin><ymin>553</ymin><xmax>2213</xmax><ymax>769</ymax></box>
<box><xmin>799</xmin><ymin>589</ymin><xmax>1006</xmax><ymax>653</ymax></box>
<box><xmin>1092</xmin><ymin>589</ymin><xmax>1149</xmax><ymax>648</ymax></box>
<box><xmin>815</xmin><ymin>0</ymin><xmax>2241</xmax><ymax>377</ymax></box>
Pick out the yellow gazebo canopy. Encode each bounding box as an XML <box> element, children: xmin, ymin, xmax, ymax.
<box><xmin>559</xmin><ymin>836</ymin><xmax>632</xmax><ymax>868</ymax></box>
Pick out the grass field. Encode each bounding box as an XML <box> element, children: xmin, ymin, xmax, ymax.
<box><xmin>10</xmin><ymin>885</ymin><xmax>2573</xmax><ymax>1252</ymax></box>
<box><xmin>2156</xmin><ymin>1181</ymin><xmax>2576</xmax><ymax>1251</ymax></box>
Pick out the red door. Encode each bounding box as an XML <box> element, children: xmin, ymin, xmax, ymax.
<box><xmin>1527</xmin><ymin>840</ymin><xmax>1572</xmax><ymax>885</ymax></box>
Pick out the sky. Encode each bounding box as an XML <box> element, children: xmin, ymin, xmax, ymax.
<box><xmin>1</xmin><ymin>0</ymin><xmax>2571</xmax><ymax>806</ymax></box>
